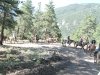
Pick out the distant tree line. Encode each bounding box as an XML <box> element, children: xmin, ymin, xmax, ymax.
<box><xmin>0</xmin><ymin>0</ymin><xmax>62</xmax><ymax>45</ymax></box>
<box><xmin>71</xmin><ymin>14</ymin><xmax>100</xmax><ymax>43</ymax></box>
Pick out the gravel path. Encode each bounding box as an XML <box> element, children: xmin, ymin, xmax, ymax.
<box><xmin>56</xmin><ymin>47</ymin><xmax>100</xmax><ymax>75</ymax></box>
<box><xmin>3</xmin><ymin>43</ymin><xmax>100</xmax><ymax>75</ymax></box>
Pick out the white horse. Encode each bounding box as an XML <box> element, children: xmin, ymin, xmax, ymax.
<box><xmin>8</xmin><ymin>36</ymin><xmax>17</xmax><ymax>44</ymax></box>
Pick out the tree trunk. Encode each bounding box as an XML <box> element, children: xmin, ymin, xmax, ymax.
<box><xmin>0</xmin><ymin>12</ymin><xmax>6</xmax><ymax>45</ymax></box>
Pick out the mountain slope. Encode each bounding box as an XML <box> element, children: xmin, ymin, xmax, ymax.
<box><xmin>55</xmin><ymin>3</ymin><xmax>100</xmax><ymax>38</ymax></box>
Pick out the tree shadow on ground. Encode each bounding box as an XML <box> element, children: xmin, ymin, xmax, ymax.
<box><xmin>56</xmin><ymin>59</ymin><xmax>99</xmax><ymax>75</ymax></box>
<box><xmin>1</xmin><ymin>44</ymin><xmax>100</xmax><ymax>75</ymax></box>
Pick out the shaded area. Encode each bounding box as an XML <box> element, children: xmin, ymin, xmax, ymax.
<box><xmin>0</xmin><ymin>43</ymin><xmax>100</xmax><ymax>75</ymax></box>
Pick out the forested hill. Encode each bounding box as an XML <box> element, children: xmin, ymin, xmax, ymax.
<box><xmin>55</xmin><ymin>3</ymin><xmax>100</xmax><ymax>38</ymax></box>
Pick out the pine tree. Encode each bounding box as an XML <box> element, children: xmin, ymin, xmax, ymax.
<box><xmin>72</xmin><ymin>14</ymin><xmax>97</xmax><ymax>40</ymax></box>
<box><xmin>17</xmin><ymin>0</ymin><xmax>34</xmax><ymax>39</ymax></box>
<box><xmin>81</xmin><ymin>15</ymin><xmax>97</xmax><ymax>39</ymax></box>
<box><xmin>43</xmin><ymin>1</ymin><xmax>61</xmax><ymax>40</ymax></box>
<box><xmin>33</xmin><ymin>2</ymin><xmax>44</xmax><ymax>39</ymax></box>
<box><xmin>0</xmin><ymin>0</ymin><xmax>23</xmax><ymax>45</ymax></box>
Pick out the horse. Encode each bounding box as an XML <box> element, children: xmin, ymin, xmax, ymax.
<box><xmin>86</xmin><ymin>44</ymin><xmax>96</xmax><ymax>56</ymax></box>
<box><xmin>75</xmin><ymin>41</ymin><xmax>84</xmax><ymax>49</ymax></box>
<box><xmin>67</xmin><ymin>39</ymin><xmax>76</xmax><ymax>47</ymax></box>
<box><xmin>62</xmin><ymin>39</ymin><xmax>67</xmax><ymax>47</ymax></box>
<box><xmin>8</xmin><ymin>36</ymin><xmax>17</xmax><ymax>44</ymax></box>
<box><xmin>85</xmin><ymin>40</ymin><xmax>96</xmax><ymax>55</ymax></box>
<box><xmin>75</xmin><ymin>40</ymin><xmax>89</xmax><ymax>50</ymax></box>
<box><xmin>46</xmin><ymin>38</ymin><xmax>57</xmax><ymax>43</ymax></box>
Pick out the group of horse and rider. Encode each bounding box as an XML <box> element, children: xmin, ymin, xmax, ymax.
<box><xmin>62</xmin><ymin>36</ymin><xmax>90</xmax><ymax>48</ymax></box>
<box><xmin>62</xmin><ymin>36</ymin><xmax>100</xmax><ymax>63</ymax></box>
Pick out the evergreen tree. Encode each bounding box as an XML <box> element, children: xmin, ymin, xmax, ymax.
<box><xmin>17</xmin><ymin>0</ymin><xmax>34</xmax><ymax>39</ymax></box>
<box><xmin>0</xmin><ymin>0</ymin><xmax>23</xmax><ymax>45</ymax></box>
<box><xmin>33</xmin><ymin>2</ymin><xmax>44</xmax><ymax>39</ymax></box>
<box><xmin>93</xmin><ymin>24</ymin><xmax>100</xmax><ymax>43</ymax></box>
<box><xmin>81</xmin><ymin>15</ymin><xmax>97</xmax><ymax>39</ymax></box>
<box><xmin>72</xmin><ymin>14</ymin><xmax>97</xmax><ymax>40</ymax></box>
<box><xmin>43</xmin><ymin>1</ymin><xmax>61</xmax><ymax>40</ymax></box>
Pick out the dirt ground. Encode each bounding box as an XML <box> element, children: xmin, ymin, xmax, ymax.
<box><xmin>3</xmin><ymin>43</ymin><xmax>100</xmax><ymax>75</ymax></box>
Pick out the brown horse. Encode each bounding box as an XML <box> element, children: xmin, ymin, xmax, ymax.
<box><xmin>87</xmin><ymin>44</ymin><xmax>96</xmax><ymax>56</ymax></box>
<box><xmin>46</xmin><ymin>38</ymin><xmax>57</xmax><ymax>43</ymax></box>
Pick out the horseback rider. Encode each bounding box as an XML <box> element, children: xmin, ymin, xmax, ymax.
<box><xmin>67</xmin><ymin>36</ymin><xmax>70</xmax><ymax>44</ymax></box>
<box><xmin>88</xmin><ymin>39</ymin><xmax>96</xmax><ymax>49</ymax></box>
<box><xmin>36</xmin><ymin>34</ymin><xmax>39</xmax><ymax>43</ymax></box>
<box><xmin>91</xmin><ymin>39</ymin><xmax>96</xmax><ymax>44</ymax></box>
<box><xmin>94</xmin><ymin>43</ymin><xmax>100</xmax><ymax>57</ymax></box>
<box><xmin>79</xmin><ymin>37</ymin><xmax>83</xmax><ymax>46</ymax></box>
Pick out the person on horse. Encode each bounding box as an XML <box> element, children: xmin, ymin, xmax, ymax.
<box><xmin>36</xmin><ymin>34</ymin><xmax>39</xmax><ymax>43</ymax></box>
<box><xmin>94</xmin><ymin>43</ymin><xmax>100</xmax><ymax>58</ymax></box>
<box><xmin>88</xmin><ymin>39</ymin><xmax>96</xmax><ymax>56</ymax></box>
<box><xmin>67</xmin><ymin>36</ymin><xmax>71</xmax><ymax>44</ymax></box>
<box><xmin>88</xmin><ymin>39</ymin><xmax>96</xmax><ymax>49</ymax></box>
<box><xmin>79</xmin><ymin>37</ymin><xmax>83</xmax><ymax>46</ymax></box>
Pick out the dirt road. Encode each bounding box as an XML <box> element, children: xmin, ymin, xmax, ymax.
<box><xmin>3</xmin><ymin>43</ymin><xmax>100</xmax><ymax>75</ymax></box>
<box><xmin>56</xmin><ymin>47</ymin><xmax>100</xmax><ymax>75</ymax></box>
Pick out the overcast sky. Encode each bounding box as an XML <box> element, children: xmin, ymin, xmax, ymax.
<box><xmin>20</xmin><ymin>0</ymin><xmax>100</xmax><ymax>10</ymax></box>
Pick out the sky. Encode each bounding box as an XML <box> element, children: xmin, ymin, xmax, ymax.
<box><xmin>20</xmin><ymin>0</ymin><xmax>100</xmax><ymax>10</ymax></box>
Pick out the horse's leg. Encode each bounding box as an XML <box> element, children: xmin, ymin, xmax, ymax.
<box><xmin>81</xmin><ymin>45</ymin><xmax>84</xmax><ymax>49</ymax></box>
<box><xmin>10</xmin><ymin>38</ymin><xmax>12</xmax><ymax>44</ymax></box>
<box><xmin>90</xmin><ymin>50</ymin><xmax>91</xmax><ymax>56</ymax></box>
<box><xmin>74</xmin><ymin>42</ymin><xmax>76</xmax><ymax>47</ymax></box>
<box><xmin>82</xmin><ymin>45</ymin><xmax>86</xmax><ymax>52</ymax></box>
<box><xmin>90</xmin><ymin>50</ymin><xmax>93</xmax><ymax>56</ymax></box>
<box><xmin>75</xmin><ymin>44</ymin><xmax>78</xmax><ymax>48</ymax></box>
<box><xmin>85</xmin><ymin>45</ymin><xmax>88</xmax><ymax>53</ymax></box>
<box><xmin>94</xmin><ymin>56</ymin><xmax>96</xmax><ymax>63</ymax></box>
<box><xmin>68</xmin><ymin>43</ymin><xmax>70</xmax><ymax>47</ymax></box>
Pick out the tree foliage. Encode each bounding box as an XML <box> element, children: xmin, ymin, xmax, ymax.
<box><xmin>43</xmin><ymin>1</ymin><xmax>61</xmax><ymax>39</ymax></box>
<box><xmin>72</xmin><ymin>14</ymin><xmax>97</xmax><ymax>41</ymax></box>
<box><xmin>0</xmin><ymin>0</ymin><xmax>62</xmax><ymax>44</ymax></box>
<box><xmin>33</xmin><ymin>1</ymin><xmax>62</xmax><ymax>40</ymax></box>
<box><xmin>93</xmin><ymin>24</ymin><xmax>100</xmax><ymax>43</ymax></box>
<box><xmin>16</xmin><ymin>0</ymin><xmax>34</xmax><ymax>39</ymax></box>
<box><xmin>0</xmin><ymin>0</ymin><xmax>23</xmax><ymax>45</ymax></box>
<box><xmin>55</xmin><ymin>3</ymin><xmax>100</xmax><ymax>38</ymax></box>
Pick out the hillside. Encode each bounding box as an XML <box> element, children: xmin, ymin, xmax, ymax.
<box><xmin>55</xmin><ymin>3</ymin><xmax>100</xmax><ymax>38</ymax></box>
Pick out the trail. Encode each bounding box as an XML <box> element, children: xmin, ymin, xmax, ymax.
<box><xmin>56</xmin><ymin>47</ymin><xmax>100</xmax><ymax>75</ymax></box>
<box><xmin>3</xmin><ymin>43</ymin><xmax>100</xmax><ymax>75</ymax></box>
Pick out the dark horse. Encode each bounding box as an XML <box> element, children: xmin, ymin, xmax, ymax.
<box><xmin>67</xmin><ymin>39</ymin><xmax>76</xmax><ymax>46</ymax></box>
<box><xmin>61</xmin><ymin>39</ymin><xmax>75</xmax><ymax>47</ymax></box>
<box><xmin>66</xmin><ymin>36</ymin><xmax>76</xmax><ymax>46</ymax></box>
<box><xmin>62</xmin><ymin>39</ymin><xmax>67</xmax><ymax>46</ymax></box>
<box><xmin>75</xmin><ymin>41</ymin><xmax>89</xmax><ymax>49</ymax></box>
